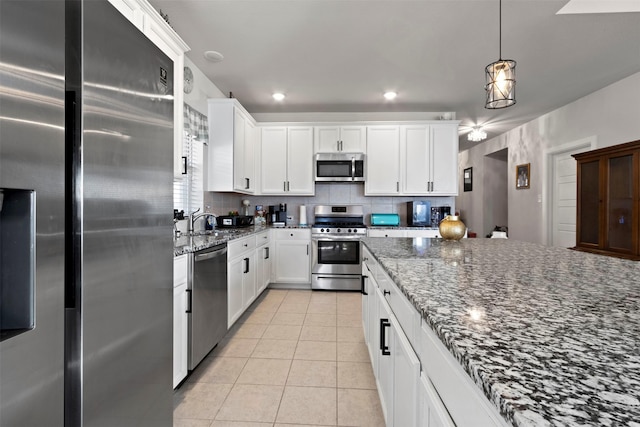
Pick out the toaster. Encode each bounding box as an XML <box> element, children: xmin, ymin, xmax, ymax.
<box><xmin>370</xmin><ymin>213</ymin><xmax>400</xmax><ymax>226</ymax></box>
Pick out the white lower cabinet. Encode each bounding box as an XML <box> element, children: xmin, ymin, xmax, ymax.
<box><xmin>419</xmin><ymin>373</ymin><xmax>455</xmax><ymax>427</ymax></box>
<box><xmin>362</xmin><ymin>246</ymin><xmax>507</xmax><ymax>427</ymax></box>
<box><xmin>227</xmin><ymin>235</ymin><xmax>257</xmax><ymax>327</ymax></box>
<box><xmin>173</xmin><ymin>254</ymin><xmax>188</xmax><ymax>388</ymax></box>
<box><xmin>255</xmin><ymin>230</ymin><xmax>272</xmax><ymax>294</ymax></box>
<box><xmin>373</xmin><ymin>286</ymin><xmax>420</xmax><ymax>427</ymax></box>
<box><xmin>273</xmin><ymin>229</ymin><xmax>311</xmax><ymax>284</ymax></box>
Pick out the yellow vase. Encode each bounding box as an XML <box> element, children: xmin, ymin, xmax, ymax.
<box><xmin>438</xmin><ymin>215</ymin><xmax>466</xmax><ymax>241</ymax></box>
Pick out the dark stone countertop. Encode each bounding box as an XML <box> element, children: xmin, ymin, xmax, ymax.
<box><xmin>362</xmin><ymin>237</ymin><xmax>640</xmax><ymax>427</ymax></box>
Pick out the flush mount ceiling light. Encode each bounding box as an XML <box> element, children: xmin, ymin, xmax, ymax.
<box><xmin>485</xmin><ymin>0</ymin><xmax>516</xmax><ymax>109</ymax></box>
<box><xmin>203</xmin><ymin>50</ymin><xmax>224</xmax><ymax>62</ymax></box>
<box><xmin>383</xmin><ymin>91</ymin><xmax>397</xmax><ymax>100</ymax></box>
<box><xmin>467</xmin><ymin>126</ymin><xmax>488</xmax><ymax>142</ymax></box>
<box><xmin>272</xmin><ymin>92</ymin><xmax>285</xmax><ymax>101</ymax></box>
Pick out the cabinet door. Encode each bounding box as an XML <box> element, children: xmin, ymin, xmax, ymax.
<box><xmin>242</xmin><ymin>253</ymin><xmax>257</xmax><ymax>309</ymax></box>
<box><xmin>173</xmin><ymin>282</ymin><xmax>188</xmax><ymax>388</ymax></box>
<box><xmin>228</xmin><ymin>256</ymin><xmax>245</xmax><ymax>327</ymax></box>
<box><xmin>419</xmin><ymin>373</ymin><xmax>455</xmax><ymax>427</ymax></box>
<box><xmin>430</xmin><ymin>124</ymin><xmax>458</xmax><ymax>195</ymax></box>
<box><xmin>275</xmin><ymin>240</ymin><xmax>310</xmax><ymax>283</ymax></box>
<box><xmin>402</xmin><ymin>125</ymin><xmax>431</xmax><ymax>195</ymax></box>
<box><xmin>340</xmin><ymin>126</ymin><xmax>366</xmax><ymax>152</ymax></box>
<box><xmin>287</xmin><ymin>127</ymin><xmax>314</xmax><ymax>195</ymax></box>
<box><xmin>392</xmin><ymin>313</ymin><xmax>420</xmax><ymax>427</ymax></box>
<box><xmin>315</xmin><ymin>126</ymin><xmax>341</xmax><ymax>152</ymax></box>
<box><xmin>376</xmin><ymin>289</ymin><xmax>394</xmax><ymax>425</ymax></box>
<box><xmin>365</xmin><ymin>126</ymin><xmax>401</xmax><ymax>195</ymax></box>
<box><xmin>605</xmin><ymin>152</ymin><xmax>637</xmax><ymax>254</ymax></box>
<box><xmin>576</xmin><ymin>159</ymin><xmax>601</xmax><ymax>247</ymax></box>
<box><xmin>260</xmin><ymin>127</ymin><xmax>288</xmax><ymax>194</ymax></box>
<box><xmin>256</xmin><ymin>244</ymin><xmax>272</xmax><ymax>294</ymax></box>
<box><xmin>242</xmin><ymin>120</ymin><xmax>256</xmax><ymax>193</ymax></box>
<box><xmin>233</xmin><ymin>109</ymin><xmax>247</xmax><ymax>192</ymax></box>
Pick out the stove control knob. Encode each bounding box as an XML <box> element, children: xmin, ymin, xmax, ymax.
<box><xmin>348</xmin><ymin>229</ymin><xmax>352</xmax><ymax>233</ymax></box>
<box><xmin>321</xmin><ymin>228</ymin><xmax>325</xmax><ymax>232</ymax></box>
<box><xmin>337</xmin><ymin>228</ymin><xmax>341</xmax><ymax>233</ymax></box>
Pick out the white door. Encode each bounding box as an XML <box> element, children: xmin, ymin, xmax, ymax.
<box><xmin>552</xmin><ymin>153</ymin><xmax>578</xmax><ymax>247</ymax></box>
<box><xmin>549</xmin><ymin>141</ymin><xmax>592</xmax><ymax>248</ymax></box>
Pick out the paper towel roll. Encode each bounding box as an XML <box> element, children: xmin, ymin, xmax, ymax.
<box><xmin>299</xmin><ymin>205</ymin><xmax>307</xmax><ymax>226</ymax></box>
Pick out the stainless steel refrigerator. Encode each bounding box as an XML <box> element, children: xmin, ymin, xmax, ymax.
<box><xmin>0</xmin><ymin>1</ymin><xmax>174</xmax><ymax>425</ymax></box>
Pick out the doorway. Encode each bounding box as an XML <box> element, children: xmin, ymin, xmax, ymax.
<box><xmin>546</xmin><ymin>138</ymin><xmax>594</xmax><ymax>247</ymax></box>
<box><xmin>483</xmin><ymin>148</ymin><xmax>508</xmax><ymax>237</ymax></box>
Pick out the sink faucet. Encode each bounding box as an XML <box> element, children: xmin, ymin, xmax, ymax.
<box><xmin>188</xmin><ymin>209</ymin><xmax>215</xmax><ymax>234</ymax></box>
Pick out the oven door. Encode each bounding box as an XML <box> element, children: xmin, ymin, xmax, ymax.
<box><xmin>311</xmin><ymin>237</ymin><xmax>361</xmax><ymax>275</ymax></box>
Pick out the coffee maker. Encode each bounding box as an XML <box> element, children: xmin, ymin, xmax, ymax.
<box><xmin>431</xmin><ymin>206</ymin><xmax>451</xmax><ymax>228</ymax></box>
<box><xmin>268</xmin><ymin>204</ymin><xmax>287</xmax><ymax>226</ymax></box>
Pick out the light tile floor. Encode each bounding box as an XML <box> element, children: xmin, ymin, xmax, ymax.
<box><xmin>174</xmin><ymin>289</ymin><xmax>386</xmax><ymax>427</ymax></box>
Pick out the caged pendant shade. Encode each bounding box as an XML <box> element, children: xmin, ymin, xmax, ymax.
<box><xmin>485</xmin><ymin>0</ymin><xmax>516</xmax><ymax>109</ymax></box>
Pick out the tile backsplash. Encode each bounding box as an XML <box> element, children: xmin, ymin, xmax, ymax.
<box><xmin>204</xmin><ymin>183</ymin><xmax>455</xmax><ymax>226</ymax></box>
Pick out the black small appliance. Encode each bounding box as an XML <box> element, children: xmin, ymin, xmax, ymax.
<box><xmin>407</xmin><ymin>201</ymin><xmax>431</xmax><ymax>226</ymax></box>
<box><xmin>268</xmin><ymin>204</ymin><xmax>287</xmax><ymax>226</ymax></box>
<box><xmin>431</xmin><ymin>206</ymin><xmax>451</xmax><ymax>228</ymax></box>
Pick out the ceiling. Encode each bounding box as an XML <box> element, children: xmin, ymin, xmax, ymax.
<box><xmin>149</xmin><ymin>0</ymin><xmax>640</xmax><ymax>150</ymax></box>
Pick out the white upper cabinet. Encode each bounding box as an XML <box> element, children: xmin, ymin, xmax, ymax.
<box><xmin>314</xmin><ymin>126</ymin><xmax>366</xmax><ymax>153</ymax></box>
<box><xmin>206</xmin><ymin>99</ymin><xmax>257</xmax><ymax>194</ymax></box>
<box><xmin>366</xmin><ymin>122</ymin><xmax>459</xmax><ymax>196</ymax></box>
<box><xmin>108</xmin><ymin>0</ymin><xmax>190</xmax><ymax>178</ymax></box>
<box><xmin>365</xmin><ymin>126</ymin><xmax>401</xmax><ymax>195</ymax></box>
<box><xmin>260</xmin><ymin>126</ymin><xmax>314</xmax><ymax>195</ymax></box>
<box><xmin>429</xmin><ymin>124</ymin><xmax>458</xmax><ymax>195</ymax></box>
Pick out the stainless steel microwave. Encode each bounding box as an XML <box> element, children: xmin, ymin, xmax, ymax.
<box><xmin>315</xmin><ymin>153</ymin><xmax>365</xmax><ymax>182</ymax></box>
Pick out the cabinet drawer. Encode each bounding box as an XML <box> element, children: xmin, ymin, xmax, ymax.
<box><xmin>405</xmin><ymin>229</ymin><xmax>440</xmax><ymax>238</ymax></box>
<box><xmin>378</xmin><ymin>269</ymin><xmax>420</xmax><ymax>345</ymax></box>
<box><xmin>256</xmin><ymin>230</ymin><xmax>271</xmax><ymax>246</ymax></box>
<box><xmin>274</xmin><ymin>228</ymin><xmax>310</xmax><ymax>240</ymax></box>
<box><xmin>368</xmin><ymin>229</ymin><xmax>405</xmax><ymax>238</ymax></box>
<box><xmin>173</xmin><ymin>254</ymin><xmax>188</xmax><ymax>287</ymax></box>
<box><xmin>419</xmin><ymin>320</ymin><xmax>508</xmax><ymax>427</ymax></box>
<box><xmin>228</xmin><ymin>235</ymin><xmax>256</xmax><ymax>259</ymax></box>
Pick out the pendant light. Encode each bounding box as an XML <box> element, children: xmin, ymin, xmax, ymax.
<box><xmin>485</xmin><ymin>0</ymin><xmax>516</xmax><ymax>109</ymax></box>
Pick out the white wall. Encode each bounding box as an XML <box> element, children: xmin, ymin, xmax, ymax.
<box><xmin>183</xmin><ymin>57</ymin><xmax>225</xmax><ymax>114</ymax></box>
<box><xmin>457</xmin><ymin>71</ymin><xmax>640</xmax><ymax>244</ymax></box>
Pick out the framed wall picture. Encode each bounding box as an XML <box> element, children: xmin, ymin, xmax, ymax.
<box><xmin>463</xmin><ymin>167</ymin><xmax>472</xmax><ymax>192</ymax></box>
<box><xmin>516</xmin><ymin>163</ymin><xmax>530</xmax><ymax>189</ymax></box>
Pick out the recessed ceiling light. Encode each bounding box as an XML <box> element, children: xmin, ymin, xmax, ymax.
<box><xmin>383</xmin><ymin>91</ymin><xmax>397</xmax><ymax>100</ymax></box>
<box><xmin>203</xmin><ymin>50</ymin><xmax>224</xmax><ymax>62</ymax></box>
<box><xmin>272</xmin><ymin>92</ymin><xmax>285</xmax><ymax>101</ymax></box>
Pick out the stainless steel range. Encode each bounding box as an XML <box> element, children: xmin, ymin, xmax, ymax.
<box><xmin>311</xmin><ymin>205</ymin><xmax>366</xmax><ymax>291</ymax></box>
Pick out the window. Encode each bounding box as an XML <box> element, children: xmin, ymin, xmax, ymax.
<box><xmin>174</xmin><ymin>104</ymin><xmax>208</xmax><ymax>214</ymax></box>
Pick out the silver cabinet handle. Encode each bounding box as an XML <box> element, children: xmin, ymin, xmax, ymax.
<box><xmin>245</xmin><ymin>177</ymin><xmax>250</xmax><ymax>189</ymax></box>
<box><xmin>396</xmin><ymin>182</ymin><xmax>399</xmax><ymax>192</ymax></box>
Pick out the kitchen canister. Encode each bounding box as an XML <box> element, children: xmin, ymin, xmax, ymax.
<box><xmin>438</xmin><ymin>215</ymin><xmax>466</xmax><ymax>241</ymax></box>
<box><xmin>299</xmin><ymin>205</ymin><xmax>308</xmax><ymax>226</ymax></box>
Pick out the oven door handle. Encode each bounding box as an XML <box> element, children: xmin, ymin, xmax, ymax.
<box><xmin>311</xmin><ymin>235</ymin><xmax>364</xmax><ymax>241</ymax></box>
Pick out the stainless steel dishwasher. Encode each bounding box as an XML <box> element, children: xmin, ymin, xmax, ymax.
<box><xmin>189</xmin><ymin>242</ymin><xmax>227</xmax><ymax>370</ymax></box>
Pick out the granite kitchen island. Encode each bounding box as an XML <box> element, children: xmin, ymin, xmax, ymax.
<box><xmin>361</xmin><ymin>237</ymin><xmax>640</xmax><ymax>427</ymax></box>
